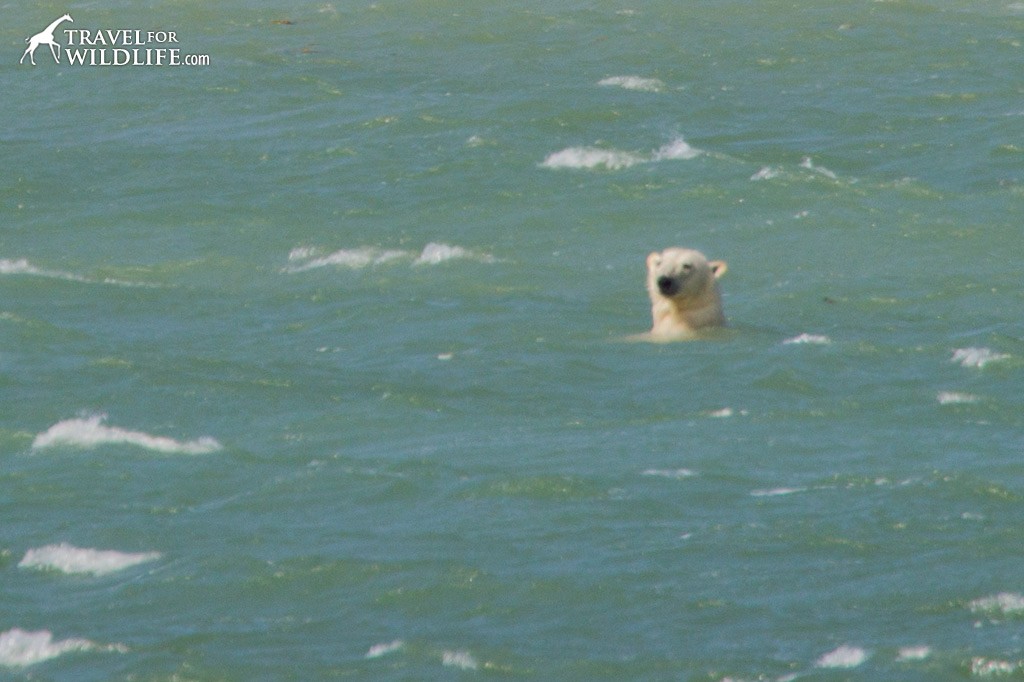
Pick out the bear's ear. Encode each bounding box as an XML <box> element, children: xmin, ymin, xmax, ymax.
<box><xmin>646</xmin><ymin>252</ymin><xmax>662</xmax><ymax>270</ymax></box>
<box><xmin>709</xmin><ymin>260</ymin><xmax>727</xmax><ymax>278</ymax></box>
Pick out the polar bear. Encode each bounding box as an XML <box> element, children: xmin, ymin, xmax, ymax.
<box><xmin>643</xmin><ymin>247</ymin><xmax>727</xmax><ymax>341</ymax></box>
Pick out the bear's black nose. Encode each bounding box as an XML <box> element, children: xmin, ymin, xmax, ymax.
<box><xmin>657</xmin><ymin>276</ymin><xmax>678</xmax><ymax>295</ymax></box>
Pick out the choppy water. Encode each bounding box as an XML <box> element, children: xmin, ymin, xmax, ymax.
<box><xmin>3</xmin><ymin>1</ymin><xmax>1024</xmax><ymax>679</ymax></box>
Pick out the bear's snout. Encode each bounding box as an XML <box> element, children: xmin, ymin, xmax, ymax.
<box><xmin>656</xmin><ymin>276</ymin><xmax>679</xmax><ymax>296</ymax></box>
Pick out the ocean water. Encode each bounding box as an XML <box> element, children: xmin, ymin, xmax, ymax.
<box><xmin>2</xmin><ymin>1</ymin><xmax>1023</xmax><ymax>679</ymax></box>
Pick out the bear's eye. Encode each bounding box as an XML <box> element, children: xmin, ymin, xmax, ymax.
<box><xmin>681</xmin><ymin>263</ymin><xmax>693</xmax><ymax>272</ymax></box>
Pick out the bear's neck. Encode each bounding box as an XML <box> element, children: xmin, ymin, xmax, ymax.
<box><xmin>651</xmin><ymin>292</ymin><xmax>724</xmax><ymax>330</ymax></box>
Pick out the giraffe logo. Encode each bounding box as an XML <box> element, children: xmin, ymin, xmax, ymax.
<box><xmin>20</xmin><ymin>14</ymin><xmax>74</xmax><ymax>65</ymax></box>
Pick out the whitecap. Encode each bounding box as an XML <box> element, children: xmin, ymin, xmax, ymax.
<box><xmin>0</xmin><ymin>629</ymin><xmax>126</xmax><ymax>668</ymax></box>
<box><xmin>896</xmin><ymin>646</ymin><xmax>931</xmax><ymax>662</ymax></box>
<box><xmin>540</xmin><ymin>146</ymin><xmax>646</xmax><ymax>170</ymax></box>
<box><xmin>750</xmin><ymin>487</ymin><xmax>806</xmax><ymax>497</ymax></box>
<box><xmin>750</xmin><ymin>166</ymin><xmax>782</xmax><ymax>181</ymax></box>
<box><xmin>642</xmin><ymin>468</ymin><xmax>697</xmax><ymax>480</ymax></box>
<box><xmin>800</xmin><ymin>156</ymin><xmax>839</xmax><ymax>180</ymax></box>
<box><xmin>972</xmin><ymin>657</ymin><xmax>1018</xmax><ymax>676</ymax></box>
<box><xmin>18</xmin><ymin>543</ymin><xmax>161</xmax><ymax>576</ymax></box>
<box><xmin>0</xmin><ymin>259</ymin><xmax>154</xmax><ymax>288</ymax></box>
<box><xmin>414</xmin><ymin>242</ymin><xmax>495</xmax><ymax>265</ymax></box>
<box><xmin>441</xmin><ymin>650</ymin><xmax>478</xmax><ymax>670</ymax></box>
<box><xmin>31</xmin><ymin>414</ymin><xmax>222</xmax><ymax>455</ymax></box>
<box><xmin>284</xmin><ymin>243</ymin><xmax>493</xmax><ymax>272</ymax></box>
<box><xmin>705</xmin><ymin>407</ymin><xmax>734</xmax><ymax>418</ymax></box>
<box><xmin>286</xmin><ymin>246</ymin><xmax>319</xmax><ymax>262</ymax></box>
<box><xmin>365</xmin><ymin>639</ymin><xmax>404</xmax><ymax>659</ymax></box>
<box><xmin>0</xmin><ymin>259</ymin><xmax>87</xmax><ymax>282</ymax></box>
<box><xmin>598</xmin><ymin>75</ymin><xmax>666</xmax><ymax>92</ymax></box>
<box><xmin>650</xmin><ymin>137</ymin><xmax>702</xmax><ymax>161</ymax></box>
<box><xmin>937</xmin><ymin>391</ymin><xmax>981</xmax><ymax>405</ymax></box>
<box><xmin>951</xmin><ymin>347</ymin><xmax>1010</xmax><ymax>369</ymax></box>
<box><xmin>969</xmin><ymin>592</ymin><xmax>1024</xmax><ymax>616</ymax></box>
<box><xmin>284</xmin><ymin>246</ymin><xmax>409</xmax><ymax>272</ymax></box>
<box><xmin>814</xmin><ymin>645</ymin><xmax>869</xmax><ymax>669</ymax></box>
<box><xmin>541</xmin><ymin>136</ymin><xmax>700</xmax><ymax>170</ymax></box>
<box><xmin>783</xmin><ymin>333</ymin><xmax>831</xmax><ymax>345</ymax></box>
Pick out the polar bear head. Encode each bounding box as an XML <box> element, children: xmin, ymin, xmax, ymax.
<box><xmin>646</xmin><ymin>248</ymin><xmax>727</xmax><ymax>304</ymax></box>
<box><xmin>643</xmin><ymin>247</ymin><xmax>728</xmax><ymax>340</ymax></box>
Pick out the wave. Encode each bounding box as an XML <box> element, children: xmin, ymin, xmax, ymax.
<box><xmin>441</xmin><ymin>650</ymin><xmax>479</xmax><ymax>671</ymax></box>
<box><xmin>750</xmin><ymin>157</ymin><xmax>845</xmax><ymax>183</ymax></box>
<box><xmin>18</xmin><ymin>543</ymin><xmax>161</xmax><ymax>576</ymax></box>
<box><xmin>414</xmin><ymin>243</ymin><xmax>489</xmax><ymax>265</ymax></box>
<box><xmin>284</xmin><ymin>246</ymin><xmax>408</xmax><ymax>271</ymax></box>
<box><xmin>540</xmin><ymin>137</ymin><xmax>701</xmax><ymax>171</ymax></box>
<box><xmin>365</xmin><ymin>640</ymin><xmax>405</xmax><ymax>659</ymax></box>
<box><xmin>31</xmin><ymin>414</ymin><xmax>222</xmax><ymax>454</ymax></box>
<box><xmin>0</xmin><ymin>258</ymin><xmax>155</xmax><ymax>288</ymax></box>
<box><xmin>642</xmin><ymin>468</ymin><xmax>697</xmax><ymax>480</ymax></box>
<box><xmin>750</xmin><ymin>166</ymin><xmax>783</xmax><ymax>181</ymax></box>
<box><xmin>782</xmin><ymin>333</ymin><xmax>832</xmax><ymax>345</ymax></box>
<box><xmin>969</xmin><ymin>592</ymin><xmax>1024</xmax><ymax>618</ymax></box>
<box><xmin>598</xmin><ymin>75</ymin><xmax>666</xmax><ymax>92</ymax></box>
<box><xmin>705</xmin><ymin>407</ymin><xmax>742</xmax><ymax>418</ymax></box>
<box><xmin>750</xmin><ymin>486</ymin><xmax>807</xmax><ymax>497</ymax></box>
<box><xmin>815</xmin><ymin>645</ymin><xmax>870</xmax><ymax>669</ymax></box>
<box><xmin>283</xmin><ymin>243</ymin><xmax>495</xmax><ymax>272</ymax></box>
<box><xmin>937</xmin><ymin>391</ymin><xmax>981</xmax><ymax>405</ymax></box>
<box><xmin>951</xmin><ymin>347</ymin><xmax>1010</xmax><ymax>368</ymax></box>
<box><xmin>896</xmin><ymin>646</ymin><xmax>931</xmax><ymax>662</ymax></box>
<box><xmin>799</xmin><ymin>156</ymin><xmax>839</xmax><ymax>180</ymax></box>
<box><xmin>973</xmin><ymin>658</ymin><xmax>1021</xmax><ymax>676</ymax></box>
<box><xmin>0</xmin><ymin>258</ymin><xmax>88</xmax><ymax>282</ymax></box>
<box><xmin>0</xmin><ymin>628</ymin><xmax>126</xmax><ymax>668</ymax></box>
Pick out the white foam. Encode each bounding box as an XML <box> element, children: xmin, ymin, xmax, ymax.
<box><xmin>937</xmin><ymin>391</ymin><xmax>981</xmax><ymax>405</ymax></box>
<box><xmin>896</xmin><ymin>646</ymin><xmax>931</xmax><ymax>662</ymax></box>
<box><xmin>365</xmin><ymin>639</ymin><xmax>404</xmax><ymax>659</ymax></box>
<box><xmin>0</xmin><ymin>629</ymin><xmax>125</xmax><ymax>668</ymax></box>
<box><xmin>284</xmin><ymin>243</ymin><xmax>493</xmax><ymax>272</ymax></box>
<box><xmin>414</xmin><ymin>242</ymin><xmax>495</xmax><ymax>265</ymax></box>
<box><xmin>783</xmin><ymin>333</ymin><xmax>832</xmax><ymax>345</ymax></box>
<box><xmin>642</xmin><ymin>468</ymin><xmax>697</xmax><ymax>480</ymax></box>
<box><xmin>441</xmin><ymin>650</ymin><xmax>478</xmax><ymax>670</ymax></box>
<box><xmin>751</xmin><ymin>487</ymin><xmax>806</xmax><ymax>497</ymax></box>
<box><xmin>540</xmin><ymin>146</ymin><xmax>646</xmax><ymax>170</ymax></box>
<box><xmin>951</xmin><ymin>347</ymin><xmax>1010</xmax><ymax>369</ymax></box>
<box><xmin>972</xmin><ymin>657</ymin><xmax>1018</xmax><ymax>677</ymax></box>
<box><xmin>598</xmin><ymin>75</ymin><xmax>666</xmax><ymax>92</ymax></box>
<box><xmin>19</xmin><ymin>543</ymin><xmax>161</xmax><ymax>576</ymax></box>
<box><xmin>750</xmin><ymin>166</ymin><xmax>782</xmax><ymax>181</ymax></box>
<box><xmin>0</xmin><ymin>258</ymin><xmax>87</xmax><ymax>282</ymax></box>
<box><xmin>286</xmin><ymin>246</ymin><xmax>319</xmax><ymax>262</ymax></box>
<box><xmin>541</xmin><ymin>136</ymin><xmax>700</xmax><ymax>170</ymax></box>
<box><xmin>284</xmin><ymin>246</ymin><xmax>408</xmax><ymax>272</ymax></box>
<box><xmin>706</xmin><ymin>407</ymin><xmax>734</xmax><ymax>418</ymax></box>
<box><xmin>650</xmin><ymin>137</ymin><xmax>702</xmax><ymax>161</ymax></box>
<box><xmin>0</xmin><ymin>259</ymin><xmax>153</xmax><ymax>288</ymax></box>
<box><xmin>814</xmin><ymin>645</ymin><xmax>869</xmax><ymax>669</ymax></box>
<box><xmin>31</xmin><ymin>414</ymin><xmax>222</xmax><ymax>455</ymax></box>
<box><xmin>800</xmin><ymin>156</ymin><xmax>838</xmax><ymax>180</ymax></box>
<box><xmin>969</xmin><ymin>592</ymin><xmax>1024</xmax><ymax>616</ymax></box>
